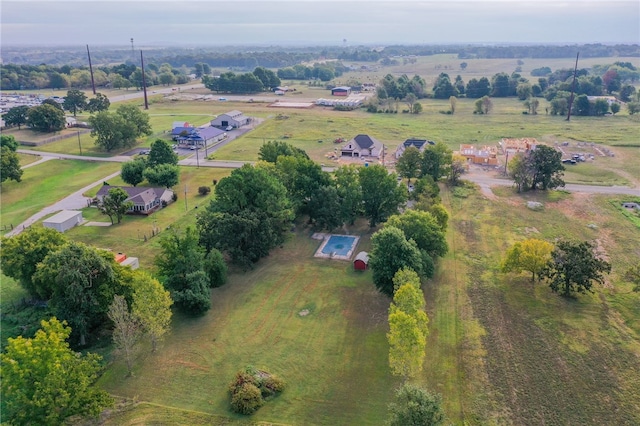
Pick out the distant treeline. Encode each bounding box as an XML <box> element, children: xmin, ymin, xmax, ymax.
<box><xmin>380</xmin><ymin>44</ymin><xmax>640</xmax><ymax>60</ymax></box>
<box><xmin>2</xmin><ymin>44</ymin><xmax>638</xmax><ymax>68</ymax></box>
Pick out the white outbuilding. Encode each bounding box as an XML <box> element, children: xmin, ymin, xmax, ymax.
<box><xmin>43</xmin><ymin>210</ymin><xmax>83</xmax><ymax>232</ymax></box>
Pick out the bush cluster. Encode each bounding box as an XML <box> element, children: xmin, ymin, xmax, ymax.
<box><xmin>229</xmin><ymin>367</ymin><xmax>285</xmax><ymax>415</ymax></box>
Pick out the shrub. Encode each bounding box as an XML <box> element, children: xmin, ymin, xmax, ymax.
<box><xmin>228</xmin><ymin>371</ymin><xmax>259</xmax><ymax>395</ymax></box>
<box><xmin>260</xmin><ymin>375</ymin><xmax>286</xmax><ymax>397</ymax></box>
<box><xmin>228</xmin><ymin>367</ymin><xmax>285</xmax><ymax>414</ymax></box>
<box><xmin>230</xmin><ymin>383</ymin><xmax>263</xmax><ymax>415</ymax></box>
<box><xmin>198</xmin><ymin>186</ymin><xmax>211</xmax><ymax>196</ymax></box>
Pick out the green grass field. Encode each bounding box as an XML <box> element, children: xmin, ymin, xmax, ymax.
<box><xmin>95</xmin><ymin>185</ymin><xmax>640</xmax><ymax>425</ymax></box>
<box><xmin>98</xmin><ymin>222</ymin><xmax>400</xmax><ymax>425</ymax></box>
<box><xmin>0</xmin><ymin>160</ymin><xmax>120</xmax><ymax>229</ymax></box>
<box><xmin>3</xmin><ymin>55</ymin><xmax>640</xmax><ymax>425</ymax></box>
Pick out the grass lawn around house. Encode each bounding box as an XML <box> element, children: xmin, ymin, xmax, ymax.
<box><xmin>67</xmin><ymin>166</ymin><xmax>235</xmax><ymax>271</ymax></box>
<box><xmin>0</xmin><ymin>159</ymin><xmax>120</xmax><ymax>230</ymax></box>
<box><xmin>17</xmin><ymin>152</ymin><xmax>41</xmax><ymax>166</ymax></box>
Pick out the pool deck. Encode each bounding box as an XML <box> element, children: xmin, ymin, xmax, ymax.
<box><xmin>313</xmin><ymin>233</ymin><xmax>360</xmax><ymax>260</ymax></box>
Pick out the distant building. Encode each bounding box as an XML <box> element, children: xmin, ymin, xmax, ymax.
<box><xmin>331</xmin><ymin>86</ymin><xmax>351</xmax><ymax>96</ymax></box>
<box><xmin>175</xmin><ymin>126</ymin><xmax>226</xmax><ymax>147</ymax></box>
<box><xmin>395</xmin><ymin>138</ymin><xmax>435</xmax><ymax>159</ymax></box>
<box><xmin>210</xmin><ymin>110</ymin><xmax>250</xmax><ymax>128</ymax></box>
<box><xmin>96</xmin><ymin>186</ymin><xmax>174</xmax><ymax>215</ymax></box>
<box><xmin>458</xmin><ymin>144</ymin><xmax>498</xmax><ymax>165</ymax></box>
<box><xmin>340</xmin><ymin>134</ymin><xmax>383</xmax><ymax>159</ymax></box>
<box><xmin>587</xmin><ymin>96</ymin><xmax>620</xmax><ymax>106</ymax></box>
<box><xmin>499</xmin><ymin>138</ymin><xmax>537</xmax><ymax>154</ymax></box>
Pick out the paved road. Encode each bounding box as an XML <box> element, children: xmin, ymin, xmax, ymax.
<box><xmin>107</xmin><ymin>83</ymin><xmax>205</xmax><ymax>103</ymax></box>
<box><xmin>17</xmin><ymin>149</ymin><xmax>131</xmax><ymax>163</ymax></box>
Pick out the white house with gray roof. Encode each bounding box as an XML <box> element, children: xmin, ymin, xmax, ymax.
<box><xmin>96</xmin><ymin>186</ymin><xmax>174</xmax><ymax>215</ymax></box>
<box><xmin>340</xmin><ymin>134</ymin><xmax>383</xmax><ymax>159</ymax></box>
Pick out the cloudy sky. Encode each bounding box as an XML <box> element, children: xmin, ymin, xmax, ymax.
<box><xmin>2</xmin><ymin>0</ymin><xmax>638</xmax><ymax>47</ymax></box>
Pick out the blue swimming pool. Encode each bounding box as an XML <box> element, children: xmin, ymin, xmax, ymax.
<box><xmin>321</xmin><ymin>235</ymin><xmax>357</xmax><ymax>256</ymax></box>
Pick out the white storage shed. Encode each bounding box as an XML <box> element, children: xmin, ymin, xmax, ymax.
<box><xmin>43</xmin><ymin>210</ymin><xmax>83</xmax><ymax>232</ymax></box>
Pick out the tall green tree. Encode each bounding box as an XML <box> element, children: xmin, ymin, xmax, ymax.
<box><xmin>155</xmin><ymin>227</ymin><xmax>211</xmax><ymax>315</ymax></box>
<box><xmin>1</xmin><ymin>145</ymin><xmax>23</xmax><ymax>183</ymax></box>
<box><xmin>63</xmin><ymin>89</ymin><xmax>88</xmax><ymax>117</ymax></box>
<box><xmin>501</xmin><ymin>239</ymin><xmax>554</xmax><ymax>282</ymax></box>
<box><xmin>143</xmin><ymin>163</ymin><xmax>179</xmax><ymax>188</ymax></box>
<box><xmin>258</xmin><ymin>140</ymin><xmax>309</xmax><ymax>163</ymax></box>
<box><xmin>387</xmin><ymin>309</ymin><xmax>426</xmax><ymax>378</ymax></box>
<box><xmin>121</xmin><ymin>157</ymin><xmax>147</xmax><ymax>187</ymax></box>
<box><xmin>27</xmin><ymin>104</ymin><xmax>66</xmax><ymax>132</ymax></box>
<box><xmin>432</xmin><ymin>73</ymin><xmax>459</xmax><ymax>99</ymax></box>
<box><xmin>386</xmin><ymin>210</ymin><xmax>448</xmax><ymax>259</ymax></box>
<box><xmin>33</xmin><ymin>242</ymin><xmax>125</xmax><ymax>345</ymax></box>
<box><xmin>147</xmin><ymin>139</ymin><xmax>178</xmax><ymax>168</ymax></box>
<box><xmin>3</xmin><ymin>105</ymin><xmax>30</xmax><ymax>129</ymax></box>
<box><xmin>131</xmin><ymin>271</ymin><xmax>173</xmax><ymax>352</ymax></box>
<box><xmin>89</xmin><ymin>111</ymin><xmax>137</xmax><ymax>151</ymax></box>
<box><xmin>306</xmin><ymin>184</ymin><xmax>343</xmax><ymax>231</ymax></box>
<box><xmin>542</xmin><ymin>240</ymin><xmax>611</xmax><ymax>297</ymax></box>
<box><xmin>528</xmin><ymin>145</ymin><xmax>565</xmax><ymax>190</ymax></box>
<box><xmin>396</xmin><ymin>146</ymin><xmax>422</xmax><ymax>185</ymax></box>
<box><xmin>422</xmin><ymin>142</ymin><xmax>452</xmax><ymax>181</ymax></box>
<box><xmin>198</xmin><ymin>164</ymin><xmax>293</xmax><ymax>269</ymax></box>
<box><xmin>387</xmin><ymin>269</ymin><xmax>429</xmax><ymax>379</ymax></box>
<box><xmin>99</xmin><ymin>187</ymin><xmax>133</xmax><ymax>224</ymax></box>
<box><xmin>507</xmin><ymin>153</ymin><xmax>533</xmax><ymax>193</ymax></box>
<box><xmin>1</xmin><ymin>134</ymin><xmax>19</xmax><ymax>151</ymax></box>
<box><xmin>204</xmin><ymin>248</ymin><xmax>228</xmax><ymax>288</ymax></box>
<box><xmin>359</xmin><ymin>165</ymin><xmax>407</xmax><ymax>227</ymax></box>
<box><xmin>369</xmin><ymin>226</ymin><xmax>424</xmax><ymax>296</ymax></box>
<box><xmin>387</xmin><ymin>384</ymin><xmax>445</xmax><ymax>426</ymax></box>
<box><xmin>0</xmin><ymin>227</ymin><xmax>68</xmax><ymax>298</ymax></box>
<box><xmin>334</xmin><ymin>165</ymin><xmax>363</xmax><ymax>226</ymax></box>
<box><xmin>115</xmin><ymin>104</ymin><xmax>152</xmax><ymax>137</ymax></box>
<box><xmin>0</xmin><ymin>318</ymin><xmax>114</xmax><ymax>426</ymax></box>
<box><xmin>275</xmin><ymin>155</ymin><xmax>331</xmax><ymax>217</ymax></box>
<box><xmin>86</xmin><ymin>92</ymin><xmax>111</xmax><ymax>113</ymax></box>
<box><xmin>466</xmin><ymin>77</ymin><xmax>491</xmax><ymax>98</ymax></box>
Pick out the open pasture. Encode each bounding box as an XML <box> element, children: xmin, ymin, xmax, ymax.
<box><xmin>96</xmin><ymin>185</ymin><xmax>640</xmax><ymax>425</ymax></box>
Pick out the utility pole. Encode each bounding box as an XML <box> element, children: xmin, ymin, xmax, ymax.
<box><xmin>130</xmin><ymin>38</ymin><xmax>135</xmax><ymax>61</ymax></box>
<box><xmin>86</xmin><ymin>45</ymin><xmax>96</xmax><ymax>95</ymax></box>
<box><xmin>77</xmin><ymin>131</ymin><xmax>82</xmax><ymax>155</ymax></box>
<box><xmin>140</xmin><ymin>50</ymin><xmax>149</xmax><ymax>110</ymax></box>
<box><xmin>566</xmin><ymin>52</ymin><xmax>579</xmax><ymax>122</ymax></box>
